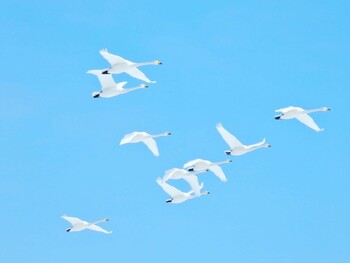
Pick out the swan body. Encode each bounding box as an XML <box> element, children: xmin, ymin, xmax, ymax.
<box><xmin>87</xmin><ymin>69</ymin><xmax>147</xmax><ymax>98</ymax></box>
<box><xmin>183</xmin><ymin>158</ymin><xmax>231</xmax><ymax>182</ymax></box>
<box><xmin>120</xmin><ymin>131</ymin><xmax>171</xmax><ymax>157</ymax></box>
<box><xmin>274</xmin><ymin>106</ymin><xmax>330</xmax><ymax>132</ymax></box>
<box><xmin>216</xmin><ymin>123</ymin><xmax>271</xmax><ymax>156</ymax></box>
<box><xmin>62</xmin><ymin>215</ymin><xmax>111</xmax><ymax>234</ymax></box>
<box><xmin>156</xmin><ymin>177</ymin><xmax>209</xmax><ymax>204</ymax></box>
<box><xmin>99</xmin><ymin>49</ymin><xmax>161</xmax><ymax>83</ymax></box>
<box><xmin>161</xmin><ymin>168</ymin><xmax>207</xmax><ymax>196</ymax></box>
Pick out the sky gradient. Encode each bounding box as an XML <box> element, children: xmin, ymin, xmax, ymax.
<box><xmin>0</xmin><ymin>1</ymin><xmax>349</xmax><ymax>262</ymax></box>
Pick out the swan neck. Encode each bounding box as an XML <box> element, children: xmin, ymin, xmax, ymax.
<box><xmin>152</xmin><ymin>132</ymin><xmax>169</xmax><ymax>138</ymax></box>
<box><xmin>135</xmin><ymin>61</ymin><xmax>155</xmax><ymax>67</ymax></box>
<box><xmin>89</xmin><ymin>219</ymin><xmax>105</xmax><ymax>225</ymax></box>
<box><xmin>305</xmin><ymin>108</ymin><xmax>325</xmax><ymax>114</ymax></box>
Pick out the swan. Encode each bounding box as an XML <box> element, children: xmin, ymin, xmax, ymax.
<box><xmin>99</xmin><ymin>49</ymin><xmax>161</xmax><ymax>83</ymax></box>
<box><xmin>160</xmin><ymin>168</ymin><xmax>208</xmax><ymax>196</ymax></box>
<box><xmin>120</xmin><ymin>131</ymin><xmax>171</xmax><ymax>157</ymax></box>
<box><xmin>62</xmin><ymin>215</ymin><xmax>112</xmax><ymax>234</ymax></box>
<box><xmin>274</xmin><ymin>106</ymin><xmax>330</xmax><ymax>132</ymax></box>
<box><xmin>183</xmin><ymin>158</ymin><xmax>231</xmax><ymax>182</ymax></box>
<box><xmin>216</xmin><ymin>123</ymin><xmax>271</xmax><ymax>156</ymax></box>
<box><xmin>156</xmin><ymin>177</ymin><xmax>209</xmax><ymax>204</ymax></box>
<box><xmin>87</xmin><ymin>69</ymin><xmax>147</xmax><ymax>98</ymax></box>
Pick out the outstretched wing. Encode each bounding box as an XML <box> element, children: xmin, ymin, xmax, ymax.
<box><xmin>61</xmin><ymin>215</ymin><xmax>85</xmax><ymax>226</ymax></box>
<box><xmin>120</xmin><ymin>132</ymin><xmax>138</xmax><ymax>145</ymax></box>
<box><xmin>208</xmin><ymin>165</ymin><xmax>227</xmax><ymax>182</ymax></box>
<box><xmin>275</xmin><ymin>106</ymin><xmax>295</xmax><ymax>113</ymax></box>
<box><xmin>87</xmin><ymin>224</ymin><xmax>112</xmax><ymax>234</ymax></box>
<box><xmin>142</xmin><ymin>138</ymin><xmax>159</xmax><ymax>156</ymax></box>
<box><xmin>99</xmin><ymin>49</ymin><xmax>128</xmax><ymax>65</ymax></box>
<box><xmin>87</xmin><ymin>69</ymin><xmax>116</xmax><ymax>90</ymax></box>
<box><xmin>183</xmin><ymin>174</ymin><xmax>201</xmax><ymax>196</ymax></box>
<box><xmin>183</xmin><ymin>159</ymin><xmax>201</xmax><ymax>170</ymax></box>
<box><xmin>156</xmin><ymin>177</ymin><xmax>184</xmax><ymax>198</ymax></box>
<box><xmin>216</xmin><ymin>123</ymin><xmax>244</xmax><ymax>149</ymax></box>
<box><xmin>125</xmin><ymin>67</ymin><xmax>154</xmax><ymax>83</ymax></box>
<box><xmin>295</xmin><ymin>114</ymin><xmax>323</xmax><ymax>132</ymax></box>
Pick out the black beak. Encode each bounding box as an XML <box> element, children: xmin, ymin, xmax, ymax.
<box><xmin>102</xmin><ymin>70</ymin><xmax>109</xmax><ymax>74</ymax></box>
<box><xmin>188</xmin><ymin>168</ymin><xmax>194</xmax><ymax>172</ymax></box>
<box><xmin>274</xmin><ymin>116</ymin><xmax>281</xmax><ymax>120</ymax></box>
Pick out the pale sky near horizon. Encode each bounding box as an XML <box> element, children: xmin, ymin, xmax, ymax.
<box><xmin>0</xmin><ymin>1</ymin><xmax>349</xmax><ymax>262</ymax></box>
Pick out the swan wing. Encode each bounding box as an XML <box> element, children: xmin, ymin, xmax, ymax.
<box><xmin>125</xmin><ymin>67</ymin><xmax>153</xmax><ymax>83</ymax></box>
<box><xmin>275</xmin><ymin>106</ymin><xmax>295</xmax><ymax>113</ymax></box>
<box><xmin>183</xmin><ymin>159</ymin><xmax>202</xmax><ymax>169</ymax></box>
<box><xmin>115</xmin><ymin>81</ymin><xmax>128</xmax><ymax>91</ymax></box>
<box><xmin>188</xmin><ymin>182</ymin><xmax>204</xmax><ymax>195</ymax></box>
<box><xmin>295</xmin><ymin>114</ymin><xmax>323</xmax><ymax>132</ymax></box>
<box><xmin>162</xmin><ymin>168</ymin><xmax>179</xmax><ymax>182</ymax></box>
<box><xmin>142</xmin><ymin>138</ymin><xmax>159</xmax><ymax>156</ymax></box>
<box><xmin>120</xmin><ymin>132</ymin><xmax>138</xmax><ymax>145</ymax></box>
<box><xmin>216</xmin><ymin>123</ymin><xmax>243</xmax><ymax>148</ymax></box>
<box><xmin>99</xmin><ymin>49</ymin><xmax>128</xmax><ymax>65</ymax></box>
<box><xmin>208</xmin><ymin>165</ymin><xmax>227</xmax><ymax>182</ymax></box>
<box><xmin>87</xmin><ymin>70</ymin><xmax>116</xmax><ymax>90</ymax></box>
<box><xmin>87</xmin><ymin>224</ymin><xmax>112</xmax><ymax>234</ymax></box>
<box><xmin>183</xmin><ymin>174</ymin><xmax>201</xmax><ymax>196</ymax></box>
<box><xmin>156</xmin><ymin>178</ymin><xmax>184</xmax><ymax>198</ymax></box>
<box><xmin>62</xmin><ymin>215</ymin><xmax>85</xmax><ymax>226</ymax></box>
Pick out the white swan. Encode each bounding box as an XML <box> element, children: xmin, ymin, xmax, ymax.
<box><xmin>161</xmin><ymin>168</ymin><xmax>207</xmax><ymax>196</ymax></box>
<box><xmin>156</xmin><ymin>177</ymin><xmax>209</xmax><ymax>204</ymax></box>
<box><xmin>99</xmin><ymin>49</ymin><xmax>161</xmax><ymax>83</ymax></box>
<box><xmin>62</xmin><ymin>215</ymin><xmax>111</xmax><ymax>234</ymax></box>
<box><xmin>87</xmin><ymin>69</ymin><xmax>147</xmax><ymax>98</ymax></box>
<box><xmin>183</xmin><ymin>158</ymin><xmax>231</xmax><ymax>182</ymax></box>
<box><xmin>275</xmin><ymin>106</ymin><xmax>330</xmax><ymax>132</ymax></box>
<box><xmin>120</xmin><ymin>131</ymin><xmax>171</xmax><ymax>157</ymax></box>
<box><xmin>216</xmin><ymin>123</ymin><xmax>271</xmax><ymax>156</ymax></box>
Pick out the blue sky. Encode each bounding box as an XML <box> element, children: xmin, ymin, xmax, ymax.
<box><xmin>0</xmin><ymin>0</ymin><xmax>349</xmax><ymax>262</ymax></box>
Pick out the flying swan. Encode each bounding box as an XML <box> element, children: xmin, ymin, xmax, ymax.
<box><xmin>62</xmin><ymin>215</ymin><xmax>112</xmax><ymax>234</ymax></box>
<box><xmin>160</xmin><ymin>168</ymin><xmax>207</xmax><ymax>196</ymax></box>
<box><xmin>274</xmin><ymin>106</ymin><xmax>330</xmax><ymax>132</ymax></box>
<box><xmin>216</xmin><ymin>123</ymin><xmax>271</xmax><ymax>156</ymax></box>
<box><xmin>183</xmin><ymin>158</ymin><xmax>231</xmax><ymax>182</ymax></box>
<box><xmin>87</xmin><ymin>69</ymin><xmax>147</xmax><ymax>98</ymax></box>
<box><xmin>120</xmin><ymin>131</ymin><xmax>171</xmax><ymax>157</ymax></box>
<box><xmin>156</xmin><ymin>177</ymin><xmax>209</xmax><ymax>204</ymax></box>
<box><xmin>99</xmin><ymin>49</ymin><xmax>161</xmax><ymax>83</ymax></box>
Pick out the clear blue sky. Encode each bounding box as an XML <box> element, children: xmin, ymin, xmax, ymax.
<box><xmin>0</xmin><ymin>0</ymin><xmax>349</xmax><ymax>262</ymax></box>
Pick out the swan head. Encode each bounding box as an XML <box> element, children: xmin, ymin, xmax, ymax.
<box><xmin>204</xmin><ymin>191</ymin><xmax>210</xmax><ymax>195</ymax></box>
<box><xmin>165</xmin><ymin>132</ymin><xmax>171</xmax><ymax>136</ymax></box>
<box><xmin>227</xmin><ymin>159</ymin><xmax>232</xmax><ymax>163</ymax></box>
<box><xmin>323</xmin><ymin>107</ymin><xmax>331</xmax><ymax>111</ymax></box>
<box><xmin>166</xmin><ymin>199</ymin><xmax>172</xmax><ymax>203</ymax></box>
<box><xmin>66</xmin><ymin>228</ymin><xmax>72</xmax><ymax>232</ymax></box>
<box><xmin>267</xmin><ymin>144</ymin><xmax>271</xmax><ymax>147</ymax></box>
<box><xmin>101</xmin><ymin>70</ymin><xmax>110</xmax><ymax>75</ymax></box>
<box><xmin>141</xmin><ymin>84</ymin><xmax>148</xmax><ymax>88</ymax></box>
<box><xmin>103</xmin><ymin>218</ymin><xmax>109</xmax><ymax>222</ymax></box>
<box><xmin>92</xmin><ymin>91</ymin><xmax>101</xmax><ymax>98</ymax></box>
<box><xmin>225</xmin><ymin>150</ymin><xmax>231</xmax><ymax>155</ymax></box>
<box><xmin>155</xmin><ymin>60</ymin><xmax>162</xmax><ymax>65</ymax></box>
